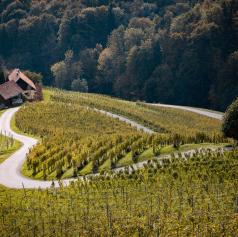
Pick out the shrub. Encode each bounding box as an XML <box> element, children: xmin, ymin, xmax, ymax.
<box><xmin>71</xmin><ymin>78</ymin><xmax>88</xmax><ymax>92</ymax></box>
<box><xmin>222</xmin><ymin>98</ymin><xmax>238</xmax><ymax>140</ymax></box>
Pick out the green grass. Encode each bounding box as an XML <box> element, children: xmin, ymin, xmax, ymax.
<box><xmin>0</xmin><ymin>140</ymin><xmax>22</xmax><ymax>163</ymax></box>
<box><xmin>0</xmin><ymin>110</ymin><xmax>22</xmax><ymax>163</ymax></box>
<box><xmin>138</xmin><ymin>148</ymin><xmax>154</xmax><ymax>162</ymax></box>
<box><xmin>21</xmin><ymin>162</ymin><xmax>32</xmax><ymax>177</ymax></box>
<box><xmin>117</xmin><ymin>145</ymin><xmax>184</xmax><ymax>168</ymax></box>
<box><xmin>79</xmin><ymin>162</ymin><xmax>93</xmax><ymax>176</ymax></box>
<box><xmin>61</xmin><ymin>167</ymin><xmax>74</xmax><ymax>179</ymax></box>
<box><xmin>21</xmin><ymin>162</ymin><xmax>58</xmax><ymax>181</ymax></box>
<box><xmin>43</xmin><ymin>87</ymin><xmax>55</xmax><ymax>102</ymax></box>
<box><xmin>99</xmin><ymin>158</ymin><xmax>111</xmax><ymax>172</ymax></box>
<box><xmin>117</xmin><ymin>152</ymin><xmax>133</xmax><ymax>167</ymax></box>
<box><xmin>0</xmin><ymin>109</ymin><xmax>6</xmax><ymax>116</ymax></box>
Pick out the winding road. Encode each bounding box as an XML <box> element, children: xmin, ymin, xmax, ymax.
<box><xmin>0</xmin><ymin>108</ymin><xmax>77</xmax><ymax>188</ymax></box>
<box><xmin>149</xmin><ymin>103</ymin><xmax>223</xmax><ymax>120</ymax></box>
<box><xmin>0</xmin><ymin>105</ymin><xmax>223</xmax><ymax>189</ymax></box>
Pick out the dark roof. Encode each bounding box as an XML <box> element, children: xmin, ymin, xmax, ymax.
<box><xmin>0</xmin><ymin>81</ymin><xmax>23</xmax><ymax>100</ymax></box>
<box><xmin>8</xmin><ymin>69</ymin><xmax>36</xmax><ymax>90</ymax></box>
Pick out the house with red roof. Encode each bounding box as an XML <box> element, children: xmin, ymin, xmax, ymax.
<box><xmin>8</xmin><ymin>69</ymin><xmax>36</xmax><ymax>91</ymax></box>
<box><xmin>0</xmin><ymin>69</ymin><xmax>38</xmax><ymax>108</ymax></box>
<box><xmin>0</xmin><ymin>81</ymin><xmax>23</xmax><ymax>107</ymax></box>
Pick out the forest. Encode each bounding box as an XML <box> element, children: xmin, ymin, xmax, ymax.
<box><xmin>0</xmin><ymin>0</ymin><xmax>238</xmax><ymax>110</ymax></box>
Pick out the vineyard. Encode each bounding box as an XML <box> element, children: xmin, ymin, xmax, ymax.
<box><xmin>0</xmin><ymin>89</ymin><xmax>237</xmax><ymax>236</ymax></box>
<box><xmin>0</xmin><ymin>148</ymin><xmax>238</xmax><ymax>236</ymax></box>
<box><xmin>16</xmin><ymin>102</ymin><xmax>142</xmax><ymax>179</ymax></box>
<box><xmin>13</xmin><ymin>89</ymin><xmax>228</xmax><ymax>180</ymax></box>
<box><xmin>51</xmin><ymin>90</ymin><xmax>222</xmax><ymax>137</ymax></box>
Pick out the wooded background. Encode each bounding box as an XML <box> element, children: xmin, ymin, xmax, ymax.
<box><xmin>0</xmin><ymin>0</ymin><xmax>237</xmax><ymax>110</ymax></box>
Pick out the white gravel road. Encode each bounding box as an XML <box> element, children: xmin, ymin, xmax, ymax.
<box><xmin>0</xmin><ymin>104</ymin><xmax>223</xmax><ymax>189</ymax></box>
<box><xmin>149</xmin><ymin>103</ymin><xmax>223</xmax><ymax>120</ymax></box>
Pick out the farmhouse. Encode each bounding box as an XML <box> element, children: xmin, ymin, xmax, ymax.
<box><xmin>0</xmin><ymin>69</ymin><xmax>38</xmax><ymax>108</ymax></box>
<box><xmin>0</xmin><ymin>81</ymin><xmax>23</xmax><ymax>107</ymax></box>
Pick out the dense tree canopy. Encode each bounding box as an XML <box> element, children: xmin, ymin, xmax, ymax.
<box><xmin>0</xmin><ymin>0</ymin><xmax>237</xmax><ymax>110</ymax></box>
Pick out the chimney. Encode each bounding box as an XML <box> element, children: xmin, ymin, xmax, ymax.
<box><xmin>16</xmin><ymin>69</ymin><xmax>20</xmax><ymax>77</ymax></box>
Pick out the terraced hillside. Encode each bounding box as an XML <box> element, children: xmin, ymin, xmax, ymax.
<box><xmin>14</xmin><ymin>89</ymin><xmax>227</xmax><ymax>180</ymax></box>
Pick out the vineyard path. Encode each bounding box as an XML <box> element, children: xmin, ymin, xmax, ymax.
<box><xmin>149</xmin><ymin>103</ymin><xmax>223</xmax><ymax>120</ymax></box>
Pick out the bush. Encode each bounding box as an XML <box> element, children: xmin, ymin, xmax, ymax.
<box><xmin>222</xmin><ymin>98</ymin><xmax>238</xmax><ymax>140</ymax></box>
<box><xmin>71</xmin><ymin>78</ymin><xmax>88</xmax><ymax>92</ymax></box>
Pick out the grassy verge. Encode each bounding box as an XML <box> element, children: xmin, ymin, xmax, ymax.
<box><xmin>0</xmin><ymin>109</ymin><xmax>23</xmax><ymax>163</ymax></box>
<box><xmin>0</xmin><ymin>109</ymin><xmax>6</xmax><ymax>116</ymax></box>
<box><xmin>43</xmin><ymin>87</ymin><xmax>55</xmax><ymax>102</ymax></box>
<box><xmin>0</xmin><ymin>140</ymin><xmax>22</xmax><ymax>164</ymax></box>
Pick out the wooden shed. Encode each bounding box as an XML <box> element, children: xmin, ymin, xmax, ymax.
<box><xmin>8</xmin><ymin>69</ymin><xmax>36</xmax><ymax>100</ymax></box>
<box><xmin>0</xmin><ymin>81</ymin><xmax>23</xmax><ymax>107</ymax></box>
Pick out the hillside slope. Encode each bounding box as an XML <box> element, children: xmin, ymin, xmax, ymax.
<box><xmin>0</xmin><ymin>91</ymin><xmax>237</xmax><ymax>236</ymax></box>
<box><xmin>0</xmin><ymin>103</ymin><xmax>224</xmax><ymax>188</ymax></box>
<box><xmin>2</xmin><ymin>89</ymin><xmax>225</xmax><ymax>181</ymax></box>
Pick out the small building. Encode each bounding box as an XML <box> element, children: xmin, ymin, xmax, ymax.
<box><xmin>0</xmin><ymin>81</ymin><xmax>23</xmax><ymax>108</ymax></box>
<box><xmin>8</xmin><ymin>69</ymin><xmax>36</xmax><ymax>101</ymax></box>
<box><xmin>0</xmin><ymin>68</ymin><xmax>40</xmax><ymax>108</ymax></box>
